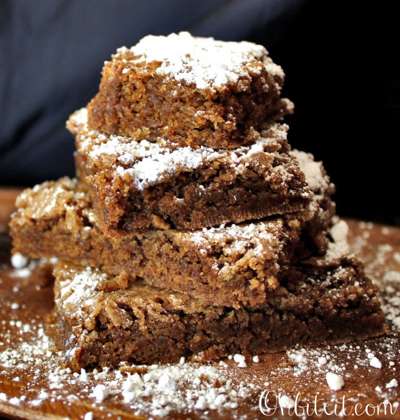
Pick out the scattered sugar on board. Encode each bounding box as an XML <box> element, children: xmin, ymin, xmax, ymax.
<box><xmin>278</xmin><ymin>394</ymin><xmax>295</xmax><ymax>409</ymax></box>
<box><xmin>285</xmin><ymin>338</ymin><xmax>398</xmax><ymax>387</ymax></box>
<box><xmin>0</xmin><ymin>313</ymin><xmax>259</xmax><ymax>416</ymax></box>
<box><xmin>0</xmin><ymin>313</ymin><xmax>399</xmax><ymax>416</ymax></box>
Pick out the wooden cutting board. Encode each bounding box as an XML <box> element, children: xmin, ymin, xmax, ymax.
<box><xmin>0</xmin><ymin>189</ymin><xmax>400</xmax><ymax>419</ymax></box>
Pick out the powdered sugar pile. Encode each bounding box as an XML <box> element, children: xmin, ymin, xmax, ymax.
<box><xmin>326</xmin><ymin>372</ymin><xmax>344</xmax><ymax>391</ymax></box>
<box><xmin>9</xmin><ymin>256</ymin><xmax>56</xmax><ymax>279</ymax></box>
<box><xmin>116</xmin><ymin>32</ymin><xmax>283</xmax><ymax>90</ymax></box>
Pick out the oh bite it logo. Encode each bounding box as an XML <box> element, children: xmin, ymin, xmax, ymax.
<box><xmin>258</xmin><ymin>390</ymin><xmax>400</xmax><ymax>417</ymax></box>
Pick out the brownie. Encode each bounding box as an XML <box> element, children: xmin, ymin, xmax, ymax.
<box><xmin>68</xmin><ymin>109</ymin><xmax>328</xmax><ymax>235</ymax></box>
<box><xmin>53</xmin><ymin>255</ymin><xmax>385</xmax><ymax>370</ymax></box>
<box><xmin>10</xmin><ymin>178</ymin><xmax>331</xmax><ymax>308</ymax></box>
<box><xmin>87</xmin><ymin>32</ymin><xmax>293</xmax><ymax>149</ymax></box>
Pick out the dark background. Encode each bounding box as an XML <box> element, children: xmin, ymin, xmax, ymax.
<box><xmin>0</xmin><ymin>0</ymin><xmax>398</xmax><ymax>224</ymax></box>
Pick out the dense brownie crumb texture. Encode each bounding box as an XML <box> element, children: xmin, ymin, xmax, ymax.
<box><xmin>9</xmin><ymin>31</ymin><xmax>386</xmax><ymax>375</ymax></box>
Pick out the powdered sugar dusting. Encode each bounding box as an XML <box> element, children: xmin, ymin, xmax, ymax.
<box><xmin>183</xmin><ymin>220</ymin><xmax>284</xmax><ymax>280</ymax></box>
<box><xmin>117</xmin><ymin>145</ymin><xmax>221</xmax><ymax>190</ymax></box>
<box><xmin>291</xmin><ymin>150</ymin><xmax>329</xmax><ymax>193</ymax></box>
<box><xmin>17</xmin><ymin>184</ymin><xmax>68</xmax><ymax>219</ymax></box>
<box><xmin>381</xmin><ymin>271</ymin><xmax>400</xmax><ymax>332</ymax></box>
<box><xmin>110</xmin><ymin>133</ymin><xmax>288</xmax><ymax>190</ymax></box>
<box><xmin>189</xmin><ymin>221</ymin><xmax>279</xmax><ymax>258</ymax></box>
<box><xmin>325</xmin><ymin>219</ymin><xmax>351</xmax><ymax>260</ymax></box>
<box><xmin>117</xmin><ymin>32</ymin><xmax>283</xmax><ymax>90</ymax></box>
<box><xmin>70</xmin><ymin>107</ymin><xmax>87</xmax><ymax>126</ymax></box>
<box><xmin>70</xmin><ymin>109</ymin><xmax>291</xmax><ymax>191</ymax></box>
<box><xmin>56</xmin><ymin>267</ymin><xmax>107</xmax><ymax>318</ymax></box>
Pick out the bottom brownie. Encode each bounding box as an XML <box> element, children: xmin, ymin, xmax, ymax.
<box><xmin>53</xmin><ymin>254</ymin><xmax>385</xmax><ymax>370</ymax></box>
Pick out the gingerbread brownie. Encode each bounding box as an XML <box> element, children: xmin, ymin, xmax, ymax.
<box><xmin>87</xmin><ymin>32</ymin><xmax>293</xmax><ymax>149</ymax></box>
<box><xmin>69</xmin><ymin>109</ymin><xmax>321</xmax><ymax>234</ymax></box>
<box><xmin>10</xmin><ymin>178</ymin><xmax>330</xmax><ymax>308</ymax></box>
<box><xmin>53</xmin><ymin>254</ymin><xmax>385</xmax><ymax>370</ymax></box>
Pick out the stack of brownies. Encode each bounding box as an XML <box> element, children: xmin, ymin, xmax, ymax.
<box><xmin>10</xmin><ymin>32</ymin><xmax>385</xmax><ymax>370</ymax></box>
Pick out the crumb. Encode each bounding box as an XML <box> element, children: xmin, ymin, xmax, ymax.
<box><xmin>11</xmin><ymin>253</ymin><xmax>29</xmax><ymax>269</ymax></box>
<box><xmin>326</xmin><ymin>372</ymin><xmax>344</xmax><ymax>391</ymax></box>
<box><xmin>386</xmin><ymin>379</ymin><xmax>398</xmax><ymax>389</ymax></box>
<box><xmin>233</xmin><ymin>354</ymin><xmax>247</xmax><ymax>368</ymax></box>
<box><xmin>369</xmin><ymin>356</ymin><xmax>382</xmax><ymax>369</ymax></box>
<box><xmin>91</xmin><ymin>384</ymin><xmax>109</xmax><ymax>403</ymax></box>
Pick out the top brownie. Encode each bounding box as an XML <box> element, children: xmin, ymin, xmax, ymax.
<box><xmin>87</xmin><ymin>32</ymin><xmax>293</xmax><ymax>149</ymax></box>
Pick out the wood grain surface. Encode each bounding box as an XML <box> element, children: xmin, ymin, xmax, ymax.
<box><xmin>0</xmin><ymin>191</ymin><xmax>400</xmax><ymax>419</ymax></box>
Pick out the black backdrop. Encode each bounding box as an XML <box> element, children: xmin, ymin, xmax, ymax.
<box><xmin>0</xmin><ymin>0</ymin><xmax>398</xmax><ymax>224</ymax></box>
